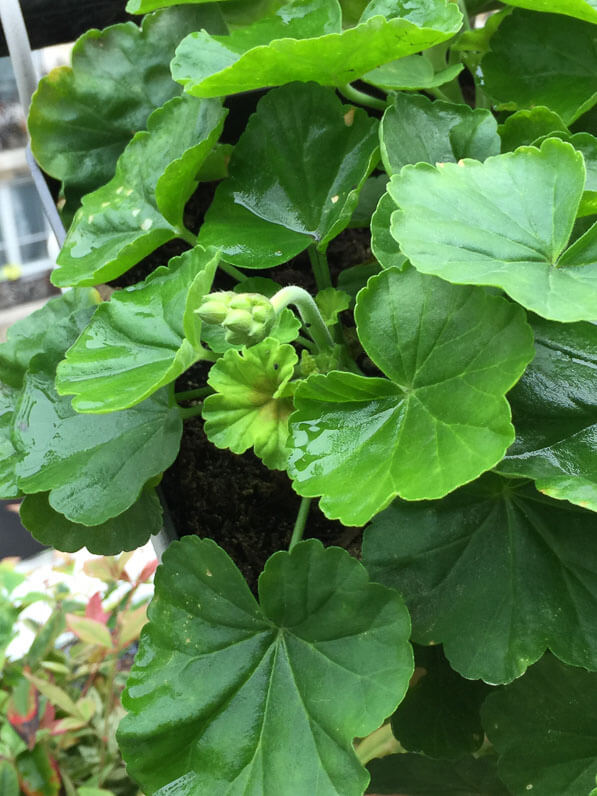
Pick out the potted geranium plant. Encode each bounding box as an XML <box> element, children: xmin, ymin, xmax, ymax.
<box><xmin>1</xmin><ymin>0</ymin><xmax>597</xmax><ymax>793</ymax></box>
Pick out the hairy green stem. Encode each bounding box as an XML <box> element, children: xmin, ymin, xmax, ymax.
<box><xmin>289</xmin><ymin>497</ymin><xmax>311</xmax><ymax>551</ymax></box>
<box><xmin>179</xmin><ymin>403</ymin><xmax>204</xmax><ymax>420</ymax></box>
<box><xmin>271</xmin><ymin>285</ymin><xmax>334</xmax><ymax>352</ymax></box>
<box><xmin>338</xmin><ymin>83</ymin><xmax>387</xmax><ymax>111</ymax></box>
<box><xmin>175</xmin><ymin>386</ymin><xmax>213</xmax><ymax>401</ymax></box>
<box><xmin>308</xmin><ymin>245</ymin><xmax>332</xmax><ymax>290</ymax></box>
<box><xmin>296</xmin><ymin>334</ymin><xmax>316</xmax><ymax>352</ymax></box>
<box><xmin>219</xmin><ymin>262</ymin><xmax>246</xmax><ymax>282</ymax></box>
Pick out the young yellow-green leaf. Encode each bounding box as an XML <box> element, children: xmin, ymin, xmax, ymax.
<box><xmin>498</xmin><ymin>107</ymin><xmax>568</xmax><ymax>152</ymax></box>
<box><xmin>363</xmin><ymin>53</ymin><xmax>463</xmax><ymax>91</ymax></box>
<box><xmin>199</xmin><ymin>83</ymin><xmax>378</xmax><ymax>262</ymax></box>
<box><xmin>497</xmin><ymin>315</ymin><xmax>597</xmax><ymax>513</ymax></box>
<box><xmin>118</xmin><ymin>537</ymin><xmax>413</xmax><ymax>795</ymax></box>
<box><xmin>56</xmin><ymin>247</ymin><xmax>219</xmax><ymax>413</ymax></box>
<box><xmin>315</xmin><ymin>287</ymin><xmax>350</xmax><ymax>326</ymax></box>
<box><xmin>203</xmin><ymin>338</ymin><xmax>298</xmax><ymax>469</ymax></box>
<box><xmin>66</xmin><ymin>614</ymin><xmax>113</xmax><ymax>648</ymax></box>
<box><xmin>363</xmin><ymin>475</ymin><xmax>597</xmax><ymax>684</ymax></box>
<box><xmin>366</xmin><ymin>754</ymin><xmax>508</xmax><ymax>795</ymax></box>
<box><xmin>53</xmin><ymin>95</ymin><xmax>226</xmax><ymax>287</ymax></box>
<box><xmin>370</xmin><ymin>193</ymin><xmax>408</xmax><ymax>270</ymax></box>
<box><xmin>390</xmin><ymin>138</ymin><xmax>597</xmax><ymax>322</ymax></box>
<box><xmin>481</xmin><ymin>10</ymin><xmax>597</xmax><ymax>124</ymax></box>
<box><xmin>501</xmin><ymin>0</ymin><xmax>597</xmax><ymax>24</ymax></box>
<box><xmin>288</xmin><ymin>268</ymin><xmax>533</xmax><ymax>526</ymax></box>
<box><xmin>380</xmin><ymin>92</ymin><xmax>500</xmax><ymax>175</ymax></box>
<box><xmin>28</xmin><ymin>7</ymin><xmax>225</xmax><ymax>213</ymax></box>
<box><xmin>171</xmin><ymin>0</ymin><xmax>461</xmax><ymax>97</ymax></box>
<box><xmin>19</xmin><ymin>488</ymin><xmax>162</xmax><ymax>555</ymax></box>
<box><xmin>25</xmin><ymin>672</ymin><xmax>82</xmax><ymax>717</ymax></box>
<box><xmin>127</xmin><ymin>0</ymin><xmax>229</xmax><ymax>11</ymax></box>
<box><xmin>482</xmin><ymin>656</ymin><xmax>597</xmax><ymax>795</ymax></box>
<box><xmin>13</xmin><ymin>362</ymin><xmax>182</xmax><ymax>526</ymax></box>
<box><xmin>117</xmin><ymin>604</ymin><xmax>148</xmax><ymax>650</ymax></box>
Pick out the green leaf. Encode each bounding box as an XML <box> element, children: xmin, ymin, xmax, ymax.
<box><xmin>0</xmin><ymin>288</ymin><xmax>99</xmax><ymax>388</ymax></box>
<box><xmin>481</xmin><ymin>10</ymin><xmax>597</xmax><ymax>125</ymax></box>
<box><xmin>288</xmin><ymin>268</ymin><xmax>533</xmax><ymax>525</ymax></box>
<box><xmin>482</xmin><ymin>656</ymin><xmax>597</xmax><ymax>795</ymax></box>
<box><xmin>370</xmin><ymin>193</ymin><xmax>408</xmax><ymax>270</ymax></box>
<box><xmin>349</xmin><ymin>174</ymin><xmax>388</xmax><ymax>228</ymax></box>
<box><xmin>199</xmin><ymin>83</ymin><xmax>379</xmax><ymax>262</ymax></box>
<box><xmin>16</xmin><ymin>745</ymin><xmax>60</xmax><ymax>796</ymax></box>
<box><xmin>118</xmin><ymin>537</ymin><xmax>413</xmax><ymax>794</ymax></box>
<box><xmin>171</xmin><ymin>0</ymin><xmax>461</xmax><ymax>97</ymax></box>
<box><xmin>362</xmin><ymin>474</ymin><xmax>597</xmax><ymax>683</ymax></box>
<box><xmin>391</xmin><ymin>645</ymin><xmax>489</xmax><ymax>759</ymax></box>
<box><xmin>20</xmin><ymin>488</ymin><xmax>162</xmax><ymax>555</ymax></box>
<box><xmin>202</xmin><ymin>338</ymin><xmax>298</xmax><ymax>469</ymax></box>
<box><xmin>367</xmin><ymin>753</ymin><xmax>508</xmax><ymax>795</ymax></box>
<box><xmin>496</xmin><ymin>315</ymin><xmax>597</xmax><ymax>513</ymax></box>
<box><xmin>533</xmin><ymin>131</ymin><xmax>597</xmax><ymax>216</ymax></box>
<box><xmin>127</xmin><ymin>0</ymin><xmax>229</xmax><ymax>11</ymax></box>
<box><xmin>390</xmin><ymin>138</ymin><xmax>597</xmax><ymax>322</ymax></box>
<box><xmin>364</xmin><ymin>53</ymin><xmax>463</xmax><ymax>91</ymax></box>
<box><xmin>501</xmin><ymin>0</ymin><xmax>597</xmax><ymax>24</ymax></box>
<box><xmin>56</xmin><ymin>247</ymin><xmax>219</xmax><ymax>413</ymax></box>
<box><xmin>380</xmin><ymin>92</ymin><xmax>500</xmax><ymax>175</ymax></box>
<box><xmin>28</xmin><ymin>7</ymin><xmax>225</xmax><ymax>212</ymax></box>
<box><xmin>498</xmin><ymin>107</ymin><xmax>568</xmax><ymax>152</ymax></box>
<box><xmin>0</xmin><ymin>761</ymin><xmax>19</xmax><ymax>796</ymax></box>
<box><xmin>315</xmin><ymin>287</ymin><xmax>350</xmax><ymax>326</ymax></box>
<box><xmin>336</xmin><ymin>262</ymin><xmax>381</xmax><ymax>302</ymax></box>
<box><xmin>53</xmin><ymin>95</ymin><xmax>226</xmax><ymax>287</ymax></box>
<box><xmin>13</xmin><ymin>362</ymin><xmax>182</xmax><ymax>526</ymax></box>
<box><xmin>66</xmin><ymin>614</ymin><xmax>113</xmax><ymax>648</ymax></box>
<box><xmin>0</xmin><ymin>386</ymin><xmax>20</xmax><ymax>499</ymax></box>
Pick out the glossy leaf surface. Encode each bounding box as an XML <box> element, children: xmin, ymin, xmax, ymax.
<box><xmin>367</xmin><ymin>754</ymin><xmax>508</xmax><ymax>795</ymax></box>
<box><xmin>363</xmin><ymin>475</ymin><xmax>597</xmax><ymax>683</ymax></box>
<box><xmin>288</xmin><ymin>268</ymin><xmax>533</xmax><ymax>525</ymax></box>
<box><xmin>171</xmin><ymin>0</ymin><xmax>462</xmax><ymax>97</ymax></box>
<box><xmin>203</xmin><ymin>338</ymin><xmax>298</xmax><ymax>469</ymax></box>
<box><xmin>481</xmin><ymin>10</ymin><xmax>597</xmax><ymax>124</ymax></box>
<box><xmin>0</xmin><ymin>387</ymin><xmax>19</xmax><ymax>499</ymax></box>
<box><xmin>370</xmin><ymin>193</ymin><xmax>407</xmax><ymax>270</ymax></box>
<box><xmin>498</xmin><ymin>107</ymin><xmax>568</xmax><ymax>152</ymax></box>
<box><xmin>380</xmin><ymin>92</ymin><xmax>500</xmax><ymax>175</ymax></box>
<box><xmin>13</xmin><ymin>364</ymin><xmax>182</xmax><ymax>526</ymax></box>
<box><xmin>501</xmin><ymin>0</ymin><xmax>597</xmax><ymax>23</ymax></box>
<box><xmin>53</xmin><ymin>96</ymin><xmax>226</xmax><ymax>287</ymax></box>
<box><xmin>391</xmin><ymin>645</ymin><xmax>488</xmax><ymax>759</ymax></box>
<box><xmin>56</xmin><ymin>247</ymin><xmax>219</xmax><ymax>412</ymax></box>
<box><xmin>483</xmin><ymin>656</ymin><xmax>597</xmax><ymax>794</ymax></box>
<box><xmin>364</xmin><ymin>54</ymin><xmax>462</xmax><ymax>91</ymax></box>
<box><xmin>199</xmin><ymin>83</ymin><xmax>378</xmax><ymax>261</ymax></box>
<box><xmin>118</xmin><ymin>537</ymin><xmax>413</xmax><ymax>795</ymax></box>
<box><xmin>497</xmin><ymin>316</ymin><xmax>597</xmax><ymax>512</ymax></box>
<box><xmin>20</xmin><ymin>488</ymin><xmax>162</xmax><ymax>554</ymax></box>
<box><xmin>390</xmin><ymin>138</ymin><xmax>597</xmax><ymax>322</ymax></box>
<box><xmin>28</xmin><ymin>8</ymin><xmax>224</xmax><ymax>210</ymax></box>
<box><xmin>127</xmin><ymin>0</ymin><xmax>228</xmax><ymax>11</ymax></box>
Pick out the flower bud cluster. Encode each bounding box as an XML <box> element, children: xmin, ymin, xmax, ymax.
<box><xmin>197</xmin><ymin>292</ymin><xmax>276</xmax><ymax>346</ymax></box>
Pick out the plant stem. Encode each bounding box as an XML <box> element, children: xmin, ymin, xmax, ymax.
<box><xmin>338</xmin><ymin>83</ymin><xmax>387</xmax><ymax>111</ymax></box>
<box><xmin>308</xmin><ymin>245</ymin><xmax>332</xmax><ymax>290</ymax></box>
<box><xmin>99</xmin><ymin>654</ymin><xmax>118</xmax><ymax>786</ymax></box>
<box><xmin>289</xmin><ymin>497</ymin><xmax>311</xmax><ymax>551</ymax></box>
<box><xmin>177</xmin><ymin>227</ymin><xmax>198</xmax><ymax>247</ymax></box>
<box><xmin>179</xmin><ymin>403</ymin><xmax>204</xmax><ymax>420</ymax></box>
<box><xmin>355</xmin><ymin>723</ymin><xmax>402</xmax><ymax>765</ymax></box>
<box><xmin>270</xmin><ymin>285</ymin><xmax>334</xmax><ymax>352</ymax></box>
<box><xmin>175</xmin><ymin>386</ymin><xmax>213</xmax><ymax>401</ymax></box>
<box><xmin>296</xmin><ymin>334</ymin><xmax>316</xmax><ymax>352</ymax></box>
<box><xmin>219</xmin><ymin>262</ymin><xmax>246</xmax><ymax>282</ymax></box>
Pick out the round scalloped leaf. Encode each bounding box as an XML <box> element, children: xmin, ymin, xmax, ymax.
<box><xmin>0</xmin><ymin>387</ymin><xmax>19</xmax><ymax>500</ymax></box>
<box><xmin>390</xmin><ymin>138</ymin><xmax>597</xmax><ymax>322</ymax></box>
<box><xmin>497</xmin><ymin>315</ymin><xmax>597</xmax><ymax>513</ymax></box>
<box><xmin>56</xmin><ymin>247</ymin><xmax>219</xmax><ymax>413</ymax></box>
<box><xmin>380</xmin><ymin>92</ymin><xmax>500</xmax><ymax>175</ymax></box>
<box><xmin>498</xmin><ymin>107</ymin><xmax>568</xmax><ymax>152</ymax></box>
<box><xmin>501</xmin><ymin>0</ymin><xmax>597</xmax><ymax>23</ymax></box>
<box><xmin>533</xmin><ymin>131</ymin><xmax>597</xmax><ymax>216</ymax></box>
<box><xmin>20</xmin><ymin>488</ymin><xmax>162</xmax><ymax>554</ymax></box>
<box><xmin>53</xmin><ymin>95</ymin><xmax>226</xmax><ymax>287</ymax></box>
<box><xmin>171</xmin><ymin>0</ymin><xmax>461</xmax><ymax>97</ymax></box>
<box><xmin>363</xmin><ymin>54</ymin><xmax>463</xmax><ymax>91</ymax></box>
<box><xmin>482</xmin><ymin>656</ymin><xmax>597</xmax><ymax>795</ymax></box>
<box><xmin>363</xmin><ymin>475</ymin><xmax>597</xmax><ymax>684</ymax></box>
<box><xmin>288</xmin><ymin>268</ymin><xmax>533</xmax><ymax>526</ymax></box>
<box><xmin>28</xmin><ymin>8</ymin><xmax>224</xmax><ymax>211</ymax></box>
<box><xmin>203</xmin><ymin>338</ymin><xmax>298</xmax><ymax>469</ymax></box>
<box><xmin>370</xmin><ymin>193</ymin><xmax>407</xmax><ymax>270</ymax></box>
<box><xmin>481</xmin><ymin>10</ymin><xmax>597</xmax><ymax>124</ymax></box>
<box><xmin>13</xmin><ymin>365</ymin><xmax>182</xmax><ymax>526</ymax></box>
<box><xmin>118</xmin><ymin>537</ymin><xmax>413</xmax><ymax>795</ymax></box>
<box><xmin>366</xmin><ymin>754</ymin><xmax>508</xmax><ymax>795</ymax></box>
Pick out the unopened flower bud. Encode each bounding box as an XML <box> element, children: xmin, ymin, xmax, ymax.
<box><xmin>196</xmin><ymin>291</ymin><xmax>276</xmax><ymax>346</ymax></box>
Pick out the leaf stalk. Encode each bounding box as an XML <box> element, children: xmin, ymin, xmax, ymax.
<box><xmin>289</xmin><ymin>497</ymin><xmax>311</xmax><ymax>551</ymax></box>
<box><xmin>338</xmin><ymin>83</ymin><xmax>387</xmax><ymax>112</ymax></box>
<box><xmin>270</xmin><ymin>285</ymin><xmax>334</xmax><ymax>352</ymax></box>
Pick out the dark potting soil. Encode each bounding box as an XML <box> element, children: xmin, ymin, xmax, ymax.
<box><xmin>110</xmin><ymin>181</ymin><xmax>371</xmax><ymax>590</ymax></box>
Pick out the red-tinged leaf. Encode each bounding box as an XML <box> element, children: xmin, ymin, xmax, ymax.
<box><xmin>39</xmin><ymin>702</ymin><xmax>54</xmax><ymax>731</ymax></box>
<box><xmin>66</xmin><ymin>614</ymin><xmax>112</xmax><ymax>649</ymax></box>
<box><xmin>117</xmin><ymin>604</ymin><xmax>148</xmax><ymax>650</ymax></box>
<box><xmin>85</xmin><ymin>592</ymin><xmax>109</xmax><ymax>625</ymax></box>
<box><xmin>8</xmin><ymin>682</ymin><xmax>39</xmax><ymax>750</ymax></box>
<box><xmin>137</xmin><ymin>558</ymin><xmax>158</xmax><ymax>583</ymax></box>
<box><xmin>16</xmin><ymin>744</ymin><xmax>60</xmax><ymax>796</ymax></box>
<box><xmin>24</xmin><ymin>673</ymin><xmax>80</xmax><ymax>718</ymax></box>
